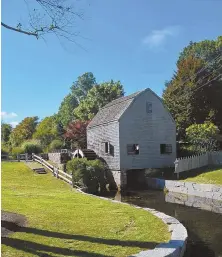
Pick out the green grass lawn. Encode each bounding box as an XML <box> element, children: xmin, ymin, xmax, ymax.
<box><xmin>183</xmin><ymin>166</ymin><xmax>222</xmax><ymax>185</ymax></box>
<box><xmin>1</xmin><ymin>162</ymin><xmax>170</xmax><ymax>257</ymax></box>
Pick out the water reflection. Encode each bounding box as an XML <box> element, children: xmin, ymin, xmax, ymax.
<box><xmin>109</xmin><ymin>190</ymin><xmax>222</xmax><ymax>257</ymax></box>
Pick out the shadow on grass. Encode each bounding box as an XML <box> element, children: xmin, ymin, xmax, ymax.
<box><xmin>1</xmin><ymin>220</ymin><xmax>159</xmax><ymax>249</ymax></box>
<box><xmin>1</xmin><ymin>237</ymin><xmax>113</xmax><ymax>257</ymax></box>
<box><xmin>177</xmin><ymin>165</ymin><xmax>222</xmax><ymax>181</ymax></box>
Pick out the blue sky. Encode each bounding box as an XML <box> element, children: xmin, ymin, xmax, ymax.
<box><xmin>1</xmin><ymin>0</ymin><xmax>222</xmax><ymax>127</ymax></box>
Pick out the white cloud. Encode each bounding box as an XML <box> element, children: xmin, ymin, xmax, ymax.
<box><xmin>1</xmin><ymin>111</ymin><xmax>18</xmax><ymax>119</ymax></box>
<box><xmin>9</xmin><ymin>121</ymin><xmax>19</xmax><ymax>128</ymax></box>
<box><xmin>142</xmin><ymin>26</ymin><xmax>180</xmax><ymax>49</ymax></box>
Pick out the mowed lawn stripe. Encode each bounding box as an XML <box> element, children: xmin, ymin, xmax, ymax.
<box><xmin>2</xmin><ymin>162</ymin><xmax>170</xmax><ymax>257</ymax></box>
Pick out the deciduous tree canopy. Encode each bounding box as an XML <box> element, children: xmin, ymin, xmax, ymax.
<box><xmin>74</xmin><ymin>80</ymin><xmax>124</xmax><ymax>121</ymax></box>
<box><xmin>10</xmin><ymin>116</ymin><xmax>38</xmax><ymax>146</ymax></box>
<box><xmin>163</xmin><ymin>36</ymin><xmax>222</xmax><ymax>139</ymax></box>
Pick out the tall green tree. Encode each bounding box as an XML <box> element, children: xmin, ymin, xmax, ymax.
<box><xmin>33</xmin><ymin>116</ymin><xmax>58</xmax><ymax>147</ymax></box>
<box><xmin>70</xmin><ymin>72</ymin><xmax>96</xmax><ymax>103</ymax></box>
<box><xmin>10</xmin><ymin>116</ymin><xmax>38</xmax><ymax>146</ymax></box>
<box><xmin>74</xmin><ymin>80</ymin><xmax>124</xmax><ymax>120</ymax></box>
<box><xmin>1</xmin><ymin>123</ymin><xmax>12</xmax><ymax>143</ymax></box>
<box><xmin>57</xmin><ymin>72</ymin><xmax>96</xmax><ymax>127</ymax></box>
<box><xmin>163</xmin><ymin>37</ymin><xmax>222</xmax><ymax>139</ymax></box>
<box><xmin>57</xmin><ymin>94</ymin><xmax>79</xmax><ymax>128</ymax></box>
<box><xmin>178</xmin><ymin>36</ymin><xmax>222</xmax><ymax>63</ymax></box>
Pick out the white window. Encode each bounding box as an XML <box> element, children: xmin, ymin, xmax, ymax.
<box><xmin>146</xmin><ymin>102</ymin><xmax>152</xmax><ymax>113</ymax></box>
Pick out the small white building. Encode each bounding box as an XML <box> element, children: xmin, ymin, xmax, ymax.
<box><xmin>87</xmin><ymin>88</ymin><xmax>176</xmax><ymax>189</ymax></box>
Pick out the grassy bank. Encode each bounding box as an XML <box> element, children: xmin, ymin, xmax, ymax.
<box><xmin>1</xmin><ymin>162</ymin><xmax>170</xmax><ymax>257</ymax></box>
<box><xmin>183</xmin><ymin>166</ymin><xmax>222</xmax><ymax>185</ymax></box>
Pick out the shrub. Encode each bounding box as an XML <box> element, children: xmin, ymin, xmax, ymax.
<box><xmin>186</xmin><ymin>122</ymin><xmax>220</xmax><ymax>153</ymax></box>
<box><xmin>49</xmin><ymin>139</ymin><xmax>64</xmax><ymax>151</ymax></box>
<box><xmin>1</xmin><ymin>144</ymin><xmax>10</xmax><ymax>155</ymax></box>
<box><xmin>11</xmin><ymin>147</ymin><xmax>24</xmax><ymax>158</ymax></box>
<box><xmin>66</xmin><ymin>158</ymin><xmax>106</xmax><ymax>193</ymax></box>
<box><xmin>22</xmin><ymin>140</ymin><xmax>42</xmax><ymax>154</ymax></box>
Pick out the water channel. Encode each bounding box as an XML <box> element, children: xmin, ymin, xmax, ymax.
<box><xmin>102</xmin><ymin>190</ymin><xmax>222</xmax><ymax>257</ymax></box>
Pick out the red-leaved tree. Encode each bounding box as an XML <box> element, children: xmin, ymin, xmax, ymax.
<box><xmin>64</xmin><ymin>120</ymin><xmax>90</xmax><ymax>149</ymax></box>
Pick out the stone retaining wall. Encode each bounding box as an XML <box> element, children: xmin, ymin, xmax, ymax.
<box><xmin>165</xmin><ymin>180</ymin><xmax>222</xmax><ymax>201</ymax></box>
<box><xmin>48</xmin><ymin>153</ymin><xmax>62</xmax><ymax>164</ymax></box>
<box><xmin>146</xmin><ymin>178</ymin><xmax>222</xmax><ymax>201</ymax></box>
<box><xmin>76</xmin><ymin>188</ymin><xmax>188</xmax><ymax>257</ymax></box>
<box><xmin>165</xmin><ymin>192</ymin><xmax>222</xmax><ymax>214</ymax></box>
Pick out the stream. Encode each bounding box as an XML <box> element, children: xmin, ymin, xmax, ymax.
<box><xmin>103</xmin><ymin>190</ymin><xmax>222</xmax><ymax>257</ymax></box>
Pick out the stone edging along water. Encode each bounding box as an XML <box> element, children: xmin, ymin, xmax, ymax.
<box><xmin>146</xmin><ymin>178</ymin><xmax>222</xmax><ymax>201</ymax></box>
<box><xmin>76</xmin><ymin>188</ymin><xmax>188</xmax><ymax>257</ymax></box>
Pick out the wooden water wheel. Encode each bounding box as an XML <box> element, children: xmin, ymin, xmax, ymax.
<box><xmin>72</xmin><ymin>149</ymin><xmax>97</xmax><ymax>160</ymax></box>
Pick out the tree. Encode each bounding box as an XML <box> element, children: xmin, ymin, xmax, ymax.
<box><xmin>10</xmin><ymin>116</ymin><xmax>38</xmax><ymax>146</ymax></box>
<box><xmin>64</xmin><ymin>120</ymin><xmax>90</xmax><ymax>149</ymax></box>
<box><xmin>186</xmin><ymin>122</ymin><xmax>220</xmax><ymax>152</ymax></box>
<box><xmin>1</xmin><ymin>0</ymin><xmax>84</xmax><ymax>43</ymax></box>
<box><xmin>1</xmin><ymin>123</ymin><xmax>12</xmax><ymax>143</ymax></box>
<box><xmin>74</xmin><ymin>80</ymin><xmax>124</xmax><ymax>120</ymax></box>
<box><xmin>33</xmin><ymin>116</ymin><xmax>57</xmax><ymax>147</ymax></box>
<box><xmin>178</xmin><ymin>36</ymin><xmax>222</xmax><ymax>63</ymax></box>
<box><xmin>70</xmin><ymin>72</ymin><xmax>96</xmax><ymax>103</ymax></box>
<box><xmin>57</xmin><ymin>94</ymin><xmax>78</xmax><ymax>128</ymax></box>
<box><xmin>57</xmin><ymin>72</ymin><xmax>96</xmax><ymax>127</ymax></box>
<box><xmin>163</xmin><ymin>37</ymin><xmax>222</xmax><ymax>139</ymax></box>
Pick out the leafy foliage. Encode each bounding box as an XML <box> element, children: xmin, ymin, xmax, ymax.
<box><xmin>22</xmin><ymin>140</ymin><xmax>42</xmax><ymax>154</ymax></box>
<box><xmin>64</xmin><ymin>120</ymin><xmax>90</xmax><ymax>149</ymax></box>
<box><xmin>186</xmin><ymin>122</ymin><xmax>220</xmax><ymax>152</ymax></box>
<box><xmin>49</xmin><ymin>139</ymin><xmax>64</xmax><ymax>151</ymax></box>
<box><xmin>9</xmin><ymin>116</ymin><xmax>38</xmax><ymax>146</ymax></box>
<box><xmin>1</xmin><ymin>144</ymin><xmax>10</xmax><ymax>155</ymax></box>
<box><xmin>163</xmin><ymin>36</ymin><xmax>222</xmax><ymax>139</ymax></box>
<box><xmin>57</xmin><ymin>72</ymin><xmax>96</xmax><ymax>127</ymax></box>
<box><xmin>11</xmin><ymin>147</ymin><xmax>24</xmax><ymax>158</ymax></box>
<box><xmin>178</xmin><ymin>36</ymin><xmax>222</xmax><ymax>63</ymax></box>
<box><xmin>1</xmin><ymin>123</ymin><xmax>12</xmax><ymax>143</ymax></box>
<box><xmin>33</xmin><ymin>116</ymin><xmax>58</xmax><ymax>147</ymax></box>
<box><xmin>70</xmin><ymin>72</ymin><xmax>96</xmax><ymax>103</ymax></box>
<box><xmin>57</xmin><ymin>94</ymin><xmax>79</xmax><ymax>127</ymax></box>
<box><xmin>74</xmin><ymin>80</ymin><xmax>124</xmax><ymax>120</ymax></box>
<box><xmin>66</xmin><ymin>158</ymin><xmax>106</xmax><ymax>193</ymax></box>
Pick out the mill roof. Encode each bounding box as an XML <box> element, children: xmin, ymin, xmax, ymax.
<box><xmin>87</xmin><ymin>90</ymin><xmax>144</xmax><ymax>128</ymax></box>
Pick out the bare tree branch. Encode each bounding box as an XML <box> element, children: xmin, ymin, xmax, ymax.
<box><xmin>1</xmin><ymin>0</ymin><xmax>87</xmax><ymax>48</ymax></box>
<box><xmin>1</xmin><ymin>22</ymin><xmax>38</xmax><ymax>37</ymax></box>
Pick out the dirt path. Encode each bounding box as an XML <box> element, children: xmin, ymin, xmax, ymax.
<box><xmin>1</xmin><ymin>210</ymin><xmax>27</xmax><ymax>237</ymax></box>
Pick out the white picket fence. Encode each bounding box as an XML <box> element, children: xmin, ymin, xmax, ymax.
<box><xmin>174</xmin><ymin>151</ymin><xmax>222</xmax><ymax>177</ymax></box>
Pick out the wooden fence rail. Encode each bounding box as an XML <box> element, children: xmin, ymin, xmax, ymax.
<box><xmin>32</xmin><ymin>154</ymin><xmax>73</xmax><ymax>186</ymax></box>
<box><xmin>175</xmin><ymin>151</ymin><xmax>222</xmax><ymax>178</ymax></box>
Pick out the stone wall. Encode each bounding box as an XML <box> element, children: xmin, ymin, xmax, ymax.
<box><xmin>146</xmin><ymin>178</ymin><xmax>222</xmax><ymax>201</ymax></box>
<box><xmin>48</xmin><ymin>153</ymin><xmax>62</xmax><ymax>164</ymax></box>
<box><xmin>76</xmin><ymin>188</ymin><xmax>187</xmax><ymax>257</ymax></box>
<box><xmin>165</xmin><ymin>192</ymin><xmax>222</xmax><ymax>214</ymax></box>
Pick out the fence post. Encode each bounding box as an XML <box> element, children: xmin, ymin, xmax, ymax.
<box><xmin>55</xmin><ymin>168</ymin><xmax>59</xmax><ymax>178</ymax></box>
<box><xmin>17</xmin><ymin>154</ymin><xmax>20</xmax><ymax>162</ymax></box>
<box><xmin>53</xmin><ymin>166</ymin><xmax>55</xmax><ymax>177</ymax></box>
<box><xmin>174</xmin><ymin>159</ymin><xmax>179</xmax><ymax>180</ymax></box>
<box><xmin>25</xmin><ymin>153</ymin><xmax>28</xmax><ymax>162</ymax></box>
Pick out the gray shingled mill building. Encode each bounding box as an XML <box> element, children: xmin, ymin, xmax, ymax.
<box><xmin>87</xmin><ymin>88</ymin><xmax>176</xmax><ymax>189</ymax></box>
